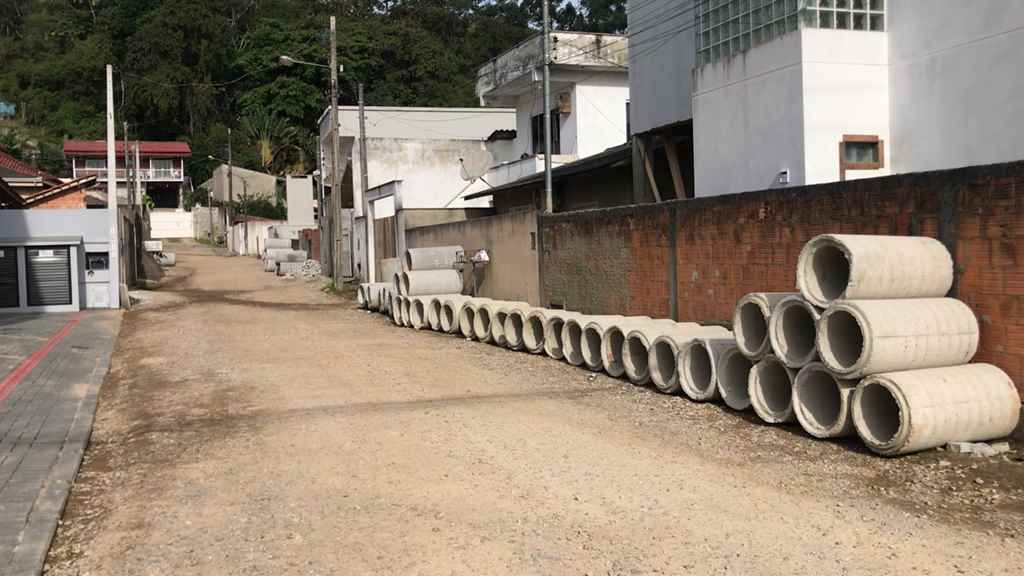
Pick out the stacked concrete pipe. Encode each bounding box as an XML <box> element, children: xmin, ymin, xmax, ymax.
<box><xmin>440</xmin><ymin>296</ymin><xmax>474</xmax><ymax>334</ymax></box>
<box><xmin>265</xmin><ymin>238</ymin><xmax>292</xmax><ymax>250</ymax></box>
<box><xmin>581</xmin><ymin>316</ymin><xmax>655</xmax><ymax>372</ymax></box>
<box><xmin>733</xmin><ymin>292</ymin><xmax>798</xmax><ymax>360</ymax></box>
<box><xmin>817</xmin><ymin>298</ymin><xmax>978</xmax><ymax>378</ymax></box>
<box><xmin>401</xmin><ymin>269</ymin><xmax>463</xmax><ymax>297</ymax></box>
<box><xmin>562</xmin><ymin>316</ymin><xmax>622</xmax><ymax>367</ymax></box>
<box><xmin>796</xmin><ymin>234</ymin><xmax>954</xmax><ymax>308</ymax></box>
<box><xmin>748</xmin><ymin>355</ymin><xmax>797</xmax><ymax>424</ymax></box>
<box><xmin>852</xmin><ymin>364</ymin><xmax>1021</xmax><ymax>456</ymax></box>
<box><xmin>393</xmin><ymin>272</ymin><xmax>404</xmax><ymax>296</ymax></box>
<box><xmin>425</xmin><ymin>295</ymin><xmax>459</xmax><ymax>331</ymax></box>
<box><xmin>716</xmin><ymin>345</ymin><xmax>755</xmax><ymax>411</ymax></box>
<box><xmin>768</xmin><ymin>295</ymin><xmax>821</xmax><ymax>368</ymax></box>
<box><xmin>792</xmin><ymin>362</ymin><xmax>857</xmax><ymax>439</ymax></box>
<box><xmin>678</xmin><ymin>337</ymin><xmax>736</xmax><ymax>402</ymax></box>
<box><xmin>409</xmin><ymin>296</ymin><xmax>433</xmax><ymax>330</ymax></box>
<box><xmin>501</xmin><ymin>305</ymin><xmax>537</xmax><ymax>351</ymax></box>
<box><xmin>401</xmin><ymin>297</ymin><xmax>412</xmax><ymax>328</ymax></box>
<box><xmin>391</xmin><ymin>296</ymin><xmax>405</xmax><ymax>326</ymax></box>
<box><xmin>357</xmin><ymin>284</ymin><xmax>370</xmax><ymax>309</ymax></box>
<box><xmin>404</xmin><ymin>245</ymin><xmax>463</xmax><ymax>272</ymax></box>
<box><xmin>263</xmin><ymin>259</ymin><xmax>277</xmax><ymax>272</ymax></box>
<box><xmin>626</xmin><ymin>323</ymin><xmax>731</xmax><ymax>390</ymax></box>
<box><xmin>647</xmin><ymin>326</ymin><xmax>732</xmax><ymax>393</ymax></box>
<box><xmin>472</xmin><ymin>300</ymin><xmax>515</xmax><ymax>343</ymax></box>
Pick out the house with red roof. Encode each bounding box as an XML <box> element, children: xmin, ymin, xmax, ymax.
<box><xmin>63</xmin><ymin>140</ymin><xmax>191</xmax><ymax>209</ymax></box>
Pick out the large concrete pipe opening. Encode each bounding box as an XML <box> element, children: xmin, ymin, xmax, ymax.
<box><xmin>523</xmin><ymin>314</ymin><xmax>545</xmax><ymax>353</ymax></box>
<box><xmin>441</xmin><ymin>303</ymin><xmax>456</xmax><ymax>333</ymax></box>
<box><xmin>563</xmin><ymin>321</ymin><xmax>585</xmax><ymax>365</ymax></box>
<box><xmin>427</xmin><ymin>299</ymin><xmax>443</xmax><ymax>331</ymax></box>
<box><xmin>581</xmin><ymin>325</ymin><xmax>605</xmax><ymax>370</ymax></box>
<box><xmin>505</xmin><ymin>312</ymin><xmax>525</xmax><ymax>350</ymax></box>
<box><xmin>854</xmin><ymin>381</ymin><xmax>902</xmax><ymax>448</ymax></box>
<box><xmin>770</xmin><ymin>298</ymin><xmax>819</xmax><ymax>367</ymax></box>
<box><xmin>717</xmin><ymin>348</ymin><xmax>753</xmax><ymax>410</ymax></box>
<box><xmin>680</xmin><ymin>341</ymin><xmax>714</xmax><ymax>400</ymax></box>
<box><xmin>356</xmin><ymin>286</ymin><xmax>367</xmax><ymax>309</ymax></box>
<box><xmin>736</xmin><ymin>301</ymin><xmax>769</xmax><ymax>358</ymax></box>
<box><xmin>400</xmin><ymin>272</ymin><xmax>411</xmax><ymax>296</ymax></box>
<box><xmin>804</xmin><ymin>241</ymin><xmax>850</xmax><ymax>305</ymax></box>
<box><xmin>473</xmin><ymin>307</ymin><xmax>493</xmax><ymax>341</ymax></box>
<box><xmin>544</xmin><ymin>317</ymin><xmax>568</xmax><ymax>359</ymax></box>
<box><xmin>601</xmin><ymin>328</ymin><xmax>628</xmax><ymax>377</ymax></box>
<box><xmin>793</xmin><ymin>364</ymin><xmax>854</xmax><ymax>438</ymax></box>
<box><xmin>410</xmin><ymin>299</ymin><xmax>427</xmax><ymax>329</ymax></box>
<box><xmin>749</xmin><ymin>357</ymin><xmax>796</xmax><ymax>424</ymax></box>
<box><xmin>623</xmin><ymin>334</ymin><xmax>650</xmax><ymax>383</ymax></box>
<box><xmin>819</xmin><ymin>309</ymin><xmax>865</xmax><ymax>373</ymax></box>
<box><xmin>492</xmin><ymin>310</ymin><xmax>509</xmax><ymax>346</ymax></box>
<box><xmin>648</xmin><ymin>338</ymin><xmax>680</xmax><ymax>393</ymax></box>
<box><xmin>401</xmin><ymin>299</ymin><xmax>412</xmax><ymax>327</ymax></box>
<box><xmin>458</xmin><ymin>306</ymin><xmax>476</xmax><ymax>338</ymax></box>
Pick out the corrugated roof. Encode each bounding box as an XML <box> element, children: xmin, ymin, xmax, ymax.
<box><xmin>63</xmin><ymin>140</ymin><xmax>192</xmax><ymax>157</ymax></box>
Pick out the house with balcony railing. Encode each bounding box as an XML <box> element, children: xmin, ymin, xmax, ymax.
<box><xmin>63</xmin><ymin>140</ymin><xmax>191</xmax><ymax>209</ymax></box>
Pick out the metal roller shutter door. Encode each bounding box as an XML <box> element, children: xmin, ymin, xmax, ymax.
<box><xmin>0</xmin><ymin>248</ymin><xmax>17</xmax><ymax>308</ymax></box>
<box><xmin>26</xmin><ymin>247</ymin><xmax>72</xmax><ymax>307</ymax></box>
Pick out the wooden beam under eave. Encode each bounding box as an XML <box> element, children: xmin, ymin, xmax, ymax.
<box><xmin>637</xmin><ymin>136</ymin><xmax>661</xmax><ymax>203</ymax></box>
<box><xmin>660</xmin><ymin>133</ymin><xmax>688</xmax><ymax>200</ymax></box>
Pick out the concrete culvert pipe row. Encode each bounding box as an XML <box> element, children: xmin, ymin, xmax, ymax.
<box><xmin>733</xmin><ymin>293</ymin><xmax>798</xmax><ymax>360</ymax></box>
<box><xmin>792</xmin><ymin>363</ymin><xmax>857</xmax><ymax>439</ymax></box>
<box><xmin>264</xmin><ymin>238</ymin><xmax>292</xmax><ymax>250</ymax></box>
<box><xmin>542</xmin><ymin>311</ymin><xmax>582</xmax><ymax>360</ymax></box>
<box><xmin>817</xmin><ymin>298</ymin><xmax>978</xmax><ymax>378</ymax></box>
<box><xmin>748</xmin><ymin>355</ymin><xmax>797</xmax><ymax>424</ymax></box>
<box><xmin>768</xmin><ymin>295</ymin><xmax>820</xmax><ymax>368</ymax></box>
<box><xmin>520</xmin><ymin>310</ymin><xmax>548</xmax><ymax>354</ymax></box>
<box><xmin>503</xmin><ymin>306</ymin><xmax>538</xmax><ymax>351</ymax></box>
<box><xmin>408</xmin><ymin>297</ymin><xmax>432</xmax><ymax>330</ymax></box>
<box><xmin>627</xmin><ymin>324</ymin><xmax>731</xmax><ymax>390</ymax></box>
<box><xmin>646</xmin><ymin>326</ymin><xmax>731</xmax><ymax>393</ymax></box>
<box><xmin>594</xmin><ymin>318</ymin><xmax>677</xmax><ymax>377</ymax></box>
<box><xmin>404</xmin><ymin>245</ymin><xmax>463</xmax><ymax>271</ymax></box>
<box><xmin>473</xmin><ymin>300</ymin><xmax>515</xmax><ymax>343</ymax></box>
<box><xmin>717</xmin><ymin>346</ymin><xmax>755</xmax><ymax>411</ymax></box>
<box><xmin>581</xmin><ymin>317</ymin><xmax>651</xmax><ymax>372</ymax></box>
<box><xmin>401</xmin><ymin>269</ymin><xmax>463</xmax><ymax>297</ymax></box>
<box><xmin>562</xmin><ymin>316</ymin><xmax>622</xmax><ymax>367</ymax></box>
<box><xmin>678</xmin><ymin>338</ymin><xmax>736</xmax><ymax>402</ymax></box>
<box><xmin>439</xmin><ymin>296</ymin><xmax>472</xmax><ymax>334</ymax></box>
<box><xmin>797</xmin><ymin>234</ymin><xmax>954</xmax><ymax>308</ymax></box>
<box><xmin>852</xmin><ymin>364</ymin><xmax>1021</xmax><ymax>456</ymax></box>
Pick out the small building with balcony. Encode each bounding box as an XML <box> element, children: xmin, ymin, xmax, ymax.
<box><xmin>63</xmin><ymin>140</ymin><xmax>191</xmax><ymax>209</ymax></box>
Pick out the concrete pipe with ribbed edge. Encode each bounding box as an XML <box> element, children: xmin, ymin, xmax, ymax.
<box><xmin>440</xmin><ymin>296</ymin><xmax>473</xmax><ymax>334</ymax></box>
<box><xmin>501</xmin><ymin>305</ymin><xmax>537</xmax><ymax>351</ymax></box>
<box><xmin>404</xmin><ymin>245</ymin><xmax>463</xmax><ymax>271</ymax></box>
<box><xmin>391</xmin><ymin>296</ymin><xmax>404</xmax><ymax>326</ymax></box>
<box><xmin>678</xmin><ymin>337</ymin><xmax>737</xmax><ymax>402</ymax></box>
<box><xmin>409</xmin><ymin>297</ymin><xmax>432</xmax><ymax>330</ymax></box>
<box><xmin>768</xmin><ymin>295</ymin><xmax>820</xmax><ymax>368</ymax></box>
<box><xmin>357</xmin><ymin>284</ymin><xmax>369</xmax><ymax>309</ymax></box>
<box><xmin>518</xmin><ymin>309</ymin><xmax>549</xmax><ymax>354</ymax></box>
<box><xmin>643</xmin><ymin>323</ymin><xmax>733</xmax><ymax>389</ymax></box>
<box><xmin>263</xmin><ymin>258</ymin><xmax>277</xmax><ymax>272</ymax></box>
<box><xmin>401</xmin><ymin>269</ymin><xmax>463</xmax><ymax>298</ymax></box>
<box><xmin>817</xmin><ymin>298</ymin><xmax>978</xmax><ymax>379</ymax></box>
<box><xmin>425</xmin><ymin>295</ymin><xmax>449</xmax><ymax>331</ymax></box>
<box><xmin>852</xmin><ymin>364</ymin><xmax>1021</xmax><ymax>456</ymax></box>
<box><xmin>797</xmin><ymin>234</ymin><xmax>954</xmax><ymax>308</ymax></box>
<box><xmin>393</xmin><ymin>272</ymin><xmax>404</xmax><ymax>296</ymax></box>
<box><xmin>401</xmin><ymin>297</ymin><xmax>412</xmax><ymax>328</ymax></box>
<box><xmin>264</xmin><ymin>238</ymin><xmax>292</xmax><ymax>251</ymax></box>
<box><xmin>717</xmin><ymin>346</ymin><xmax>755</xmax><ymax>411</ymax></box>
<box><xmin>457</xmin><ymin>298</ymin><xmax>492</xmax><ymax>339</ymax></box>
<box><xmin>539</xmin><ymin>311</ymin><xmax>580</xmax><ymax>359</ymax></box>
<box><xmin>562</xmin><ymin>316</ymin><xmax>622</xmax><ymax>367</ymax></box>
<box><xmin>581</xmin><ymin>316</ymin><xmax>654</xmax><ymax>372</ymax></box>
<box><xmin>792</xmin><ymin>362</ymin><xmax>857</xmax><ymax>439</ymax></box>
<box><xmin>380</xmin><ymin>288</ymin><xmax>392</xmax><ymax>315</ymax></box>
<box><xmin>472</xmin><ymin>300</ymin><xmax>517</xmax><ymax>344</ymax></box>
<box><xmin>748</xmin><ymin>355</ymin><xmax>798</xmax><ymax>424</ymax></box>
<box><xmin>643</xmin><ymin>325</ymin><xmax>733</xmax><ymax>392</ymax></box>
<box><xmin>366</xmin><ymin>283</ymin><xmax>389</xmax><ymax>311</ymax></box>
<box><xmin>265</xmin><ymin>248</ymin><xmax>307</xmax><ymax>263</ymax></box>
<box><xmin>733</xmin><ymin>292</ymin><xmax>799</xmax><ymax>360</ymax></box>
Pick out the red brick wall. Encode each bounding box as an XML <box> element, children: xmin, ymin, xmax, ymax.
<box><xmin>30</xmin><ymin>189</ymin><xmax>87</xmax><ymax>209</ymax></box>
<box><xmin>300</xmin><ymin>228</ymin><xmax>320</xmax><ymax>262</ymax></box>
<box><xmin>541</xmin><ymin>161</ymin><xmax>1024</xmax><ymax>393</ymax></box>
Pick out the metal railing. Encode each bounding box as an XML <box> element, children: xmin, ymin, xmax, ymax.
<box><xmin>76</xmin><ymin>167</ymin><xmax>184</xmax><ymax>181</ymax></box>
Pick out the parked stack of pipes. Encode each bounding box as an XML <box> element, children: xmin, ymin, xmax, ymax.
<box><xmin>730</xmin><ymin>234</ymin><xmax>1020</xmax><ymax>456</ymax></box>
<box><xmin>261</xmin><ymin>238</ymin><xmax>307</xmax><ymax>276</ymax></box>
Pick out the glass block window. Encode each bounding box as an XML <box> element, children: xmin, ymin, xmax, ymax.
<box><xmin>697</xmin><ymin>0</ymin><xmax>886</xmax><ymax>66</ymax></box>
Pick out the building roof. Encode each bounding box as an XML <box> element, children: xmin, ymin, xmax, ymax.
<box><xmin>0</xmin><ymin>148</ymin><xmax>59</xmax><ymax>182</ymax></box>
<box><xmin>464</xmin><ymin>143</ymin><xmax>632</xmax><ymax>200</ymax></box>
<box><xmin>0</xmin><ymin>177</ymin><xmax>26</xmax><ymax>209</ymax></box>
<box><xmin>63</xmin><ymin>140</ymin><xmax>192</xmax><ymax>157</ymax></box>
<box><xmin>22</xmin><ymin>175</ymin><xmax>97</xmax><ymax>207</ymax></box>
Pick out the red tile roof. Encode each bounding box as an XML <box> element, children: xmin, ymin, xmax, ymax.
<box><xmin>63</xmin><ymin>139</ymin><xmax>192</xmax><ymax>157</ymax></box>
<box><xmin>0</xmin><ymin>147</ymin><xmax>58</xmax><ymax>180</ymax></box>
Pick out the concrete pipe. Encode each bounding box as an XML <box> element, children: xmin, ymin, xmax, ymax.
<box><xmin>817</xmin><ymin>298</ymin><xmax>978</xmax><ymax>378</ymax></box>
<box><xmin>425</xmin><ymin>295</ymin><xmax>458</xmax><ymax>331</ymax></box>
<box><xmin>401</xmin><ymin>297</ymin><xmax>412</xmax><ymax>328</ymax></box>
<box><xmin>797</xmin><ymin>234</ymin><xmax>954</xmax><ymax>308</ymax></box>
<box><xmin>263</xmin><ymin>258</ymin><xmax>277</xmax><ymax>272</ymax></box>
<box><xmin>357</xmin><ymin>284</ymin><xmax>370</xmax><ymax>309</ymax></box>
<box><xmin>457</xmin><ymin>298</ymin><xmax>492</xmax><ymax>339</ymax></box>
<box><xmin>381</xmin><ymin>288</ymin><xmax>392</xmax><ymax>315</ymax></box>
<box><xmin>852</xmin><ymin>364</ymin><xmax>1021</xmax><ymax>456</ymax></box>
<box><xmin>367</xmin><ymin>283</ymin><xmax>389</xmax><ymax>312</ymax></box>
<box><xmin>792</xmin><ymin>362</ymin><xmax>857</xmax><ymax>439</ymax></box>
<box><xmin>678</xmin><ymin>337</ymin><xmax>737</xmax><ymax>402</ymax></box>
<box><xmin>580</xmin><ymin>316</ymin><xmax>653</xmax><ymax>372</ymax></box>
<box><xmin>595</xmin><ymin>318</ymin><xmax>681</xmax><ymax>378</ymax></box>
<box><xmin>541</xmin><ymin>311</ymin><xmax>582</xmax><ymax>360</ymax></box>
<box><xmin>393</xmin><ymin>272</ymin><xmax>404</xmax><ymax>296</ymax></box>
<box><xmin>519</xmin><ymin>309</ymin><xmax>549</xmax><ymax>354</ymax></box>
<box><xmin>265</xmin><ymin>249</ymin><xmax>307</xmax><ymax>263</ymax></box>
<box><xmin>277</xmin><ymin>261</ymin><xmax>303</xmax><ymax>276</ymax></box>
<box><xmin>391</xmin><ymin>296</ymin><xmax>404</xmax><ymax>326</ymax></box>
<box><xmin>409</xmin><ymin>297</ymin><xmax>434</xmax><ymax>330</ymax></box>
<box><xmin>716</xmin><ymin>346</ymin><xmax>755</xmax><ymax>411</ymax></box>
<box><xmin>404</xmin><ymin>245</ymin><xmax>463</xmax><ymax>271</ymax></box>
<box><xmin>562</xmin><ymin>316</ymin><xmax>621</xmax><ymax>367</ymax></box>
<box><xmin>733</xmin><ymin>292</ymin><xmax>799</xmax><ymax>360</ymax></box>
<box><xmin>748</xmin><ymin>355</ymin><xmax>798</xmax><ymax>424</ymax></box>
<box><xmin>768</xmin><ymin>295</ymin><xmax>821</xmax><ymax>368</ymax></box>
<box><xmin>501</xmin><ymin>305</ymin><xmax>537</xmax><ymax>351</ymax></box>
<box><xmin>401</xmin><ymin>269</ymin><xmax>463</xmax><ymax>298</ymax></box>
<box><xmin>265</xmin><ymin>238</ymin><xmax>292</xmax><ymax>250</ymax></box>
<box><xmin>440</xmin><ymin>296</ymin><xmax>473</xmax><ymax>334</ymax></box>
<box><xmin>472</xmin><ymin>300</ymin><xmax>516</xmax><ymax>344</ymax></box>
<box><xmin>627</xmin><ymin>324</ymin><xmax>731</xmax><ymax>389</ymax></box>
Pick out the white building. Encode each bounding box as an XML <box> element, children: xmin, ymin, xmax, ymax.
<box><xmin>629</xmin><ymin>0</ymin><xmax>1024</xmax><ymax>197</ymax></box>
<box><xmin>476</xmin><ymin>31</ymin><xmax>631</xmax><ymax>190</ymax></box>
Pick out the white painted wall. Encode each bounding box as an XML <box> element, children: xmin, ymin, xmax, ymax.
<box><xmin>888</xmin><ymin>1</ymin><xmax>1024</xmax><ymax>173</ymax></box>
<box><xmin>575</xmin><ymin>74</ymin><xmax>631</xmax><ymax>157</ymax></box>
<box><xmin>285</xmin><ymin>176</ymin><xmax>316</xmax><ymax>226</ymax></box>
<box><xmin>627</xmin><ymin>0</ymin><xmax>697</xmax><ymax>135</ymax></box>
<box><xmin>149</xmin><ymin>210</ymin><xmax>195</xmax><ymax>239</ymax></box>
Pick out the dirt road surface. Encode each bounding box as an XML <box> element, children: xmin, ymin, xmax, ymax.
<box><xmin>44</xmin><ymin>246</ymin><xmax>1024</xmax><ymax>575</ymax></box>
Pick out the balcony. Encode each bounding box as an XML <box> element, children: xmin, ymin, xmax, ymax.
<box><xmin>76</xmin><ymin>167</ymin><xmax>184</xmax><ymax>182</ymax></box>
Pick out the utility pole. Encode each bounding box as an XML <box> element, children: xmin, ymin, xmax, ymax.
<box><xmin>123</xmin><ymin>121</ymin><xmax>131</xmax><ymax>206</ymax></box>
<box><xmin>358</xmin><ymin>82</ymin><xmax>368</xmax><ymax>282</ymax></box>
<box><xmin>227</xmin><ymin>126</ymin><xmax>234</xmax><ymax>252</ymax></box>
<box><xmin>329</xmin><ymin>15</ymin><xmax>343</xmax><ymax>287</ymax></box>
<box><xmin>105</xmin><ymin>64</ymin><xmax>121</xmax><ymax>309</ymax></box>
<box><xmin>542</xmin><ymin>0</ymin><xmax>553</xmax><ymax>213</ymax></box>
<box><xmin>133</xmin><ymin>142</ymin><xmax>142</xmax><ymax>207</ymax></box>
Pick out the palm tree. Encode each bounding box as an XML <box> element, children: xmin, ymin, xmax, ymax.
<box><xmin>239</xmin><ymin>110</ymin><xmax>298</xmax><ymax>174</ymax></box>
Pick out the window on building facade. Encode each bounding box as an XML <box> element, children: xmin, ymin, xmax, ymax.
<box><xmin>83</xmin><ymin>158</ymin><xmax>106</xmax><ymax>170</ymax></box>
<box><xmin>531</xmin><ymin>111</ymin><xmax>561</xmax><ymax>156</ymax></box>
<box><xmin>697</xmin><ymin>0</ymin><xmax>886</xmax><ymax>66</ymax></box>
<box><xmin>839</xmin><ymin>134</ymin><xmax>883</xmax><ymax>180</ymax></box>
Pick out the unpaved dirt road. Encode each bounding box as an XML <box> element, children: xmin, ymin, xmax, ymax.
<box><xmin>45</xmin><ymin>245</ymin><xmax>1024</xmax><ymax>575</ymax></box>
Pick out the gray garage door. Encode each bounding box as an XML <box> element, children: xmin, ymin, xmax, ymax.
<box><xmin>0</xmin><ymin>248</ymin><xmax>17</xmax><ymax>308</ymax></box>
<box><xmin>26</xmin><ymin>247</ymin><xmax>71</xmax><ymax>307</ymax></box>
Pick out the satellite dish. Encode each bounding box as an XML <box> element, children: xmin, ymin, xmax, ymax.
<box><xmin>459</xmin><ymin>145</ymin><xmax>493</xmax><ymax>181</ymax></box>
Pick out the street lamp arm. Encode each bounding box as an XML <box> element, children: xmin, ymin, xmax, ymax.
<box><xmin>278</xmin><ymin>55</ymin><xmax>342</xmax><ymax>73</ymax></box>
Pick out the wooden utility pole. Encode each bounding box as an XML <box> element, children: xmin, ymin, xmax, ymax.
<box><xmin>329</xmin><ymin>15</ymin><xmax>343</xmax><ymax>287</ymax></box>
<box><xmin>105</xmin><ymin>64</ymin><xmax>121</xmax><ymax>309</ymax></box>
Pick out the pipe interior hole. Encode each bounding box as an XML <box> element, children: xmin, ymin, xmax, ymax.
<box><xmin>525</xmin><ymin>317</ymin><xmax>544</xmax><ymax>348</ymax></box>
<box><xmin>583</xmin><ymin>328</ymin><xmax>603</xmax><ymax>365</ymax></box>
<box><xmin>605</xmin><ymin>330</ymin><xmax>626</xmax><ymax>370</ymax></box>
<box><xmin>812</xmin><ymin>244</ymin><xmax>850</xmax><ymax>302</ymax></box>
<box><xmin>797</xmin><ymin>370</ymin><xmax>841</xmax><ymax>429</ymax></box>
<box><xmin>625</xmin><ymin>337</ymin><xmax>648</xmax><ymax>377</ymax></box>
<box><xmin>721</xmin><ymin>353</ymin><xmax>753</xmax><ymax>402</ymax></box>
<box><xmin>859</xmin><ymin>382</ymin><xmax>901</xmax><ymax>444</ymax></box>
<box><xmin>652</xmin><ymin>341</ymin><xmax>677</xmax><ymax>385</ymax></box>
<box><xmin>826</xmin><ymin>310</ymin><xmax>864</xmax><ymax>369</ymax></box>
<box><xmin>549</xmin><ymin>319</ymin><xmax>565</xmax><ymax>349</ymax></box>
<box><xmin>686</xmin><ymin>344</ymin><xmax>714</xmax><ymax>393</ymax></box>
<box><xmin>566</xmin><ymin>323</ymin><xmax>583</xmax><ymax>356</ymax></box>
<box><xmin>781</xmin><ymin>304</ymin><xmax>816</xmax><ymax>359</ymax></box>
<box><xmin>739</xmin><ymin>302</ymin><xmax>768</xmax><ymax>353</ymax></box>
<box><xmin>757</xmin><ymin>362</ymin><xmax>793</xmax><ymax>413</ymax></box>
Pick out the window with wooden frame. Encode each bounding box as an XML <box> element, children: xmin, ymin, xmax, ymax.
<box><xmin>839</xmin><ymin>134</ymin><xmax>883</xmax><ymax>181</ymax></box>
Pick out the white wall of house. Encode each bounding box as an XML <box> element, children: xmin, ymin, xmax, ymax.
<box><xmin>285</xmin><ymin>175</ymin><xmax>316</xmax><ymax>226</ymax></box>
<box><xmin>627</xmin><ymin>0</ymin><xmax>697</xmax><ymax>136</ymax></box>
<box><xmin>575</xmin><ymin>74</ymin><xmax>631</xmax><ymax>158</ymax></box>
<box><xmin>888</xmin><ymin>0</ymin><xmax>1024</xmax><ymax>174</ymax></box>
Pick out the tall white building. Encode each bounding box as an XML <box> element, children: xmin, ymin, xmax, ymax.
<box><xmin>629</xmin><ymin>0</ymin><xmax>1024</xmax><ymax>197</ymax></box>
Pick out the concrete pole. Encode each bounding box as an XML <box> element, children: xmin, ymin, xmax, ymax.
<box><xmin>133</xmin><ymin>142</ymin><xmax>141</xmax><ymax>207</ymax></box>
<box><xmin>358</xmin><ymin>82</ymin><xmax>369</xmax><ymax>282</ymax></box>
<box><xmin>329</xmin><ymin>15</ymin><xmax>342</xmax><ymax>286</ymax></box>
<box><xmin>105</xmin><ymin>65</ymin><xmax>121</xmax><ymax>309</ymax></box>
<box><xmin>227</xmin><ymin>127</ymin><xmax>234</xmax><ymax>252</ymax></box>
<box><xmin>542</xmin><ymin>0</ymin><xmax>553</xmax><ymax>213</ymax></box>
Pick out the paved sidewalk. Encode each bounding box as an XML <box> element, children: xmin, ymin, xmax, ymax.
<box><xmin>0</xmin><ymin>311</ymin><xmax>120</xmax><ymax>576</ymax></box>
